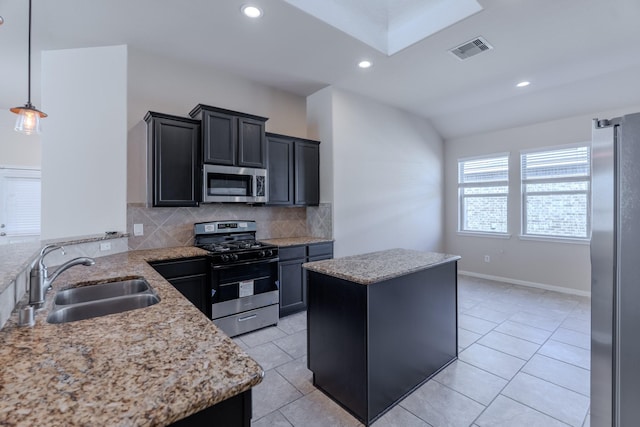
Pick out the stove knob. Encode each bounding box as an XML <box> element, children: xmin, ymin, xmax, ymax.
<box><xmin>221</xmin><ymin>254</ymin><xmax>230</xmax><ymax>263</ymax></box>
<box><xmin>231</xmin><ymin>253</ymin><xmax>239</xmax><ymax>261</ymax></box>
<box><xmin>266</xmin><ymin>249</ymin><xmax>273</xmax><ymax>257</ymax></box>
<box><xmin>258</xmin><ymin>250</ymin><xmax>266</xmax><ymax>258</ymax></box>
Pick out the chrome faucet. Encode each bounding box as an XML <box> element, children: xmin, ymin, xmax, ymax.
<box><xmin>28</xmin><ymin>244</ymin><xmax>95</xmax><ymax>308</ymax></box>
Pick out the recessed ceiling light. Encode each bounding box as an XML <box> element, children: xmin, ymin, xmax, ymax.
<box><xmin>358</xmin><ymin>60</ymin><xmax>372</xmax><ymax>69</ymax></box>
<box><xmin>516</xmin><ymin>81</ymin><xmax>530</xmax><ymax>88</ymax></box>
<box><xmin>241</xmin><ymin>5</ymin><xmax>263</xmax><ymax>18</ymax></box>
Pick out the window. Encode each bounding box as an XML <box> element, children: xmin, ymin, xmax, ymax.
<box><xmin>521</xmin><ymin>145</ymin><xmax>590</xmax><ymax>239</ymax></box>
<box><xmin>0</xmin><ymin>168</ymin><xmax>41</xmax><ymax>243</ymax></box>
<box><xmin>458</xmin><ymin>154</ymin><xmax>509</xmax><ymax>234</ymax></box>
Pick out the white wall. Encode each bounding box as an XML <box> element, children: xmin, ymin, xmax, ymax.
<box><xmin>307</xmin><ymin>87</ymin><xmax>443</xmax><ymax>257</ymax></box>
<box><xmin>41</xmin><ymin>45</ymin><xmax>128</xmax><ymax>239</ymax></box>
<box><xmin>444</xmin><ymin>105</ymin><xmax>640</xmax><ymax>295</ymax></box>
<box><xmin>126</xmin><ymin>49</ymin><xmax>308</xmax><ymax>203</ymax></box>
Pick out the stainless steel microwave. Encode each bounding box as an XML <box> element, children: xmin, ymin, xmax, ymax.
<box><xmin>202</xmin><ymin>164</ymin><xmax>267</xmax><ymax>203</ymax></box>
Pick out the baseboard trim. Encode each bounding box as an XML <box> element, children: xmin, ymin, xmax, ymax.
<box><xmin>458</xmin><ymin>270</ymin><xmax>591</xmax><ymax>298</ymax></box>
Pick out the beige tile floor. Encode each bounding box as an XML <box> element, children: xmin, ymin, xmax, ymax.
<box><xmin>233</xmin><ymin>275</ymin><xmax>591</xmax><ymax>427</ymax></box>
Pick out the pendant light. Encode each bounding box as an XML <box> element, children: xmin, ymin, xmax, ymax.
<box><xmin>10</xmin><ymin>0</ymin><xmax>46</xmax><ymax>135</ymax></box>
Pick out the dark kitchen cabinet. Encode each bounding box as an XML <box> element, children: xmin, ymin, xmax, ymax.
<box><xmin>150</xmin><ymin>257</ymin><xmax>209</xmax><ymax>317</ymax></box>
<box><xmin>145</xmin><ymin>112</ymin><xmax>200</xmax><ymax>207</ymax></box>
<box><xmin>266</xmin><ymin>133</ymin><xmax>320</xmax><ymax>206</ymax></box>
<box><xmin>278</xmin><ymin>242</ymin><xmax>333</xmax><ymax>317</ymax></box>
<box><xmin>190</xmin><ymin>104</ymin><xmax>268</xmax><ymax>168</ymax></box>
<box><xmin>169</xmin><ymin>389</ymin><xmax>251</xmax><ymax>427</ymax></box>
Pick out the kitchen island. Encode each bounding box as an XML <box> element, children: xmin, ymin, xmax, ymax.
<box><xmin>0</xmin><ymin>247</ymin><xmax>263</xmax><ymax>426</ymax></box>
<box><xmin>304</xmin><ymin>248</ymin><xmax>460</xmax><ymax>426</ymax></box>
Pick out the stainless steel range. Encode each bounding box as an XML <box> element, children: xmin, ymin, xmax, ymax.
<box><xmin>194</xmin><ymin>220</ymin><xmax>279</xmax><ymax>337</ymax></box>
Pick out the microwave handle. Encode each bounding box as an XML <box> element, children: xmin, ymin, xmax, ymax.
<box><xmin>250</xmin><ymin>175</ymin><xmax>256</xmax><ymax>197</ymax></box>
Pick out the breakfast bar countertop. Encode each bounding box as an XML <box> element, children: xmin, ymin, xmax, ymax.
<box><xmin>0</xmin><ymin>247</ymin><xmax>264</xmax><ymax>427</ymax></box>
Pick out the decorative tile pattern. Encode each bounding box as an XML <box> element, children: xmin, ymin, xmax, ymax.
<box><xmin>126</xmin><ymin>203</ymin><xmax>333</xmax><ymax>250</ymax></box>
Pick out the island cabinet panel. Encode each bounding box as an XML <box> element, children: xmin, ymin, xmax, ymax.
<box><xmin>169</xmin><ymin>389</ymin><xmax>251</xmax><ymax>427</ymax></box>
<box><xmin>190</xmin><ymin>104</ymin><xmax>268</xmax><ymax>168</ymax></box>
<box><xmin>145</xmin><ymin>111</ymin><xmax>200</xmax><ymax>207</ymax></box>
<box><xmin>307</xmin><ymin>261</ymin><xmax>458</xmax><ymax>425</ymax></box>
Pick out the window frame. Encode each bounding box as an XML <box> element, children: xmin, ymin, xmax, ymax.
<box><xmin>457</xmin><ymin>153</ymin><xmax>510</xmax><ymax>236</ymax></box>
<box><xmin>520</xmin><ymin>143</ymin><xmax>591</xmax><ymax>242</ymax></box>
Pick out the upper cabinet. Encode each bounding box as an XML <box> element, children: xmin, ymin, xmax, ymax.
<box><xmin>145</xmin><ymin>111</ymin><xmax>200</xmax><ymax>207</ymax></box>
<box><xmin>266</xmin><ymin>133</ymin><xmax>320</xmax><ymax>206</ymax></box>
<box><xmin>189</xmin><ymin>104</ymin><xmax>268</xmax><ymax>168</ymax></box>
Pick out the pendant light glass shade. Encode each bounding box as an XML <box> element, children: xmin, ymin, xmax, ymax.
<box><xmin>11</xmin><ymin>103</ymin><xmax>47</xmax><ymax>135</ymax></box>
<box><xmin>11</xmin><ymin>0</ymin><xmax>46</xmax><ymax>135</ymax></box>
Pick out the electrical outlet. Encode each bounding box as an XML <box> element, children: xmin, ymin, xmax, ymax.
<box><xmin>133</xmin><ymin>223</ymin><xmax>144</xmax><ymax>236</ymax></box>
<box><xmin>100</xmin><ymin>242</ymin><xmax>112</xmax><ymax>251</ymax></box>
<box><xmin>484</xmin><ymin>255</ymin><xmax>491</xmax><ymax>263</ymax></box>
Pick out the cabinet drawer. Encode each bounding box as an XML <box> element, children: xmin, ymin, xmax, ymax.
<box><xmin>307</xmin><ymin>242</ymin><xmax>333</xmax><ymax>258</ymax></box>
<box><xmin>279</xmin><ymin>245</ymin><xmax>306</xmax><ymax>261</ymax></box>
<box><xmin>150</xmin><ymin>257</ymin><xmax>208</xmax><ymax>279</ymax></box>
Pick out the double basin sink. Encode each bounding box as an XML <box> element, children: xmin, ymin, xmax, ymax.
<box><xmin>47</xmin><ymin>278</ymin><xmax>161</xmax><ymax>324</ymax></box>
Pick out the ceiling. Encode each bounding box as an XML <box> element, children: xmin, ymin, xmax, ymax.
<box><xmin>1</xmin><ymin>0</ymin><xmax>640</xmax><ymax>140</ymax></box>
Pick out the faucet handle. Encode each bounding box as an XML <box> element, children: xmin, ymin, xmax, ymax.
<box><xmin>38</xmin><ymin>244</ymin><xmax>66</xmax><ymax>273</ymax></box>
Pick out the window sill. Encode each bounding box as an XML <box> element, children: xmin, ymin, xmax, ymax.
<box><xmin>457</xmin><ymin>231</ymin><xmax>512</xmax><ymax>239</ymax></box>
<box><xmin>518</xmin><ymin>234</ymin><xmax>591</xmax><ymax>245</ymax></box>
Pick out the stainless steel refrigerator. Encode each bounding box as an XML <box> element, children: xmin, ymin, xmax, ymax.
<box><xmin>591</xmin><ymin>113</ymin><xmax>640</xmax><ymax>427</ymax></box>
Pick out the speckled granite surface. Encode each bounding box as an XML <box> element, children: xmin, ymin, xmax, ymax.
<box><xmin>260</xmin><ymin>237</ymin><xmax>333</xmax><ymax>247</ymax></box>
<box><xmin>0</xmin><ymin>232</ymin><xmax>129</xmax><ymax>294</ymax></box>
<box><xmin>303</xmin><ymin>248</ymin><xmax>461</xmax><ymax>285</ymax></box>
<box><xmin>0</xmin><ymin>247</ymin><xmax>264</xmax><ymax>426</ymax></box>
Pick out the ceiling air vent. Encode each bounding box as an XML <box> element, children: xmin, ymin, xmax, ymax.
<box><xmin>449</xmin><ymin>37</ymin><xmax>493</xmax><ymax>60</ymax></box>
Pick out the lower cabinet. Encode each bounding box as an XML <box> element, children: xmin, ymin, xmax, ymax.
<box><xmin>278</xmin><ymin>242</ymin><xmax>333</xmax><ymax>317</ymax></box>
<box><xmin>149</xmin><ymin>257</ymin><xmax>210</xmax><ymax>317</ymax></box>
<box><xmin>169</xmin><ymin>389</ymin><xmax>252</xmax><ymax>427</ymax></box>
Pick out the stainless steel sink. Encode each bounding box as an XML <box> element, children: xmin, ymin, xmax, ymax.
<box><xmin>47</xmin><ymin>278</ymin><xmax>160</xmax><ymax>324</ymax></box>
<box><xmin>54</xmin><ymin>279</ymin><xmax>152</xmax><ymax>305</ymax></box>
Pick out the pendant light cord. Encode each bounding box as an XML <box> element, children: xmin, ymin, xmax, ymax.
<box><xmin>27</xmin><ymin>0</ymin><xmax>32</xmax><ymax>105</ymax></box>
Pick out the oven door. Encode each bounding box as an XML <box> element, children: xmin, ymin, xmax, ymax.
<box><xmin>202</xmin><ymin>164</ymin><xmax>267</xmax><ymax>203</ymax></box>
<box><xmin>210</xmin><ymin>257</ymin><xmax>279</xmax><ymax>319</ymax></box>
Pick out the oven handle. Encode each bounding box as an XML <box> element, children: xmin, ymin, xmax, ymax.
<box><xmin>211</xmin><ymin>257</ymin><xmax>279</xmax><ymax>270</ymax></box>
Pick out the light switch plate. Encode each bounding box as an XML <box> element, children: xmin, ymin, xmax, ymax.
<box><xmin>100</xmin><ymin>242</ymin><xmax>112</xmax><ymax>251</ymax></box>
<box><xmin>133</xmin><ymin>223</ymin><xmax>144</xmax><ymax>236</ymax></box>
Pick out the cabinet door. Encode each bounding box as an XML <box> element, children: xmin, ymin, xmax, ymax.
<box><xmin>149</xmin><ymin>257</ymin><xmax>210</xmax><ymax>317</ymax></box>
<box><xmin>150</xmin><ymin>116</ymin><xmax>200</xmax><ymax>207</ymax></box>
<box><xmin>170</xmin><ymin>274</ymin><xmax>209</xmax><ymax>316</ymax></box>
<box><xmin>238</xmin><ymin>117</ymin><xmax>266</xmax><ymax>168</ymax></box>
<box><xmin>294</xmin><ymin>141</ymin><xmax>320</xmax><ymax>206</ymax></box>
<box><xmin>279</xmin><ymin>258</ymin><xmax>306</xmax><ymax>317</ymax></box>
<box><xmin>267</xmin><ymin>136</ymin><xmax>294</xmax><ymax>205</ymax></box>
<box><xmin>202</xmin><ymin>110</ymin><xmax>236</xmax><ymax>165</ymax></box>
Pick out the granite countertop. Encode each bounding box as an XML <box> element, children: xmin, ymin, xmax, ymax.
<box><xmin>0</xmin><ymin>232</ymin><xmax>128</xmax><ymax>295</ymax></box>
<box><xmin>260</xmin><ymin>237</ymin><xmax>333</xmax><ymax>247</ymax></box>
<box><xmin>303</xmin><ymin>248</ymin><xmax>461</xmax><ymax>285</ymax></box>
<box><xmin>0</xmin><ymin>247</ymin><xmax>264</xmax><ymax>426</ymax></box>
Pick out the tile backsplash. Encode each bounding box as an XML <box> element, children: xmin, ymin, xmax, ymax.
<box><xmin>127</xmin><ymin>203</ymin><xmax>332</xmax><ymax>250</ymax></box>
